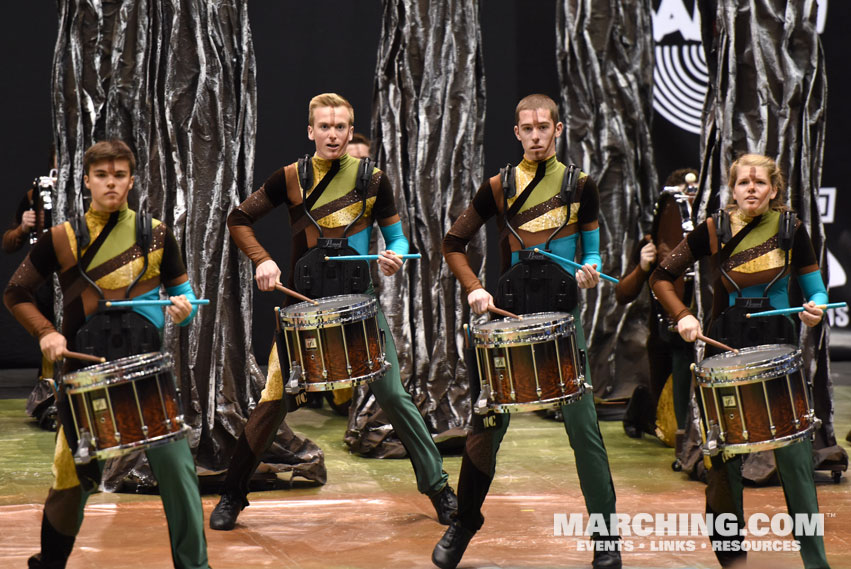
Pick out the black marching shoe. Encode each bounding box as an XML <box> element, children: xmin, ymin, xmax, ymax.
<box><xmin>432</xmin><ymin>522</ymin><xmax>475</xmax><ymax>569</ymax></box>
<box><xmin>592</xmin><ymin>546</ymin><xmax>622</xmax><ymax>569</ymax></box>
<box><xmin>430</xmin><ymin>485</ymin><xmax>458</xmax><ymax>525</ymax></box>
<box><xmin>209</xmin><ymin>492</ymin><xmax>247</xmax><ymax>531</ymax></box>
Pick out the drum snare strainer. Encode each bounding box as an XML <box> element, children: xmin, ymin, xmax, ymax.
<box><xmin>471</xmin><ymin>312</ymin><xmax>587</xmax><ymax>414</ymax></box>
<box><xmin>692</xmin><ymin>344</ymin><xmax>819</xmax><ymax>457</ymax></box>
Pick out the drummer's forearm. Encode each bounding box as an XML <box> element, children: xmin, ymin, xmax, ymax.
<box><xmin>443</xmin><ymin>246</ymin><xmax>482</xmax><ymax>296</ymax></box>
<box><xmin>615</xmin><ymin>264</ymin><xmax>648</xmax><ymax>305</ymax></box>
<box><xmin>649</xmin><ymin>277</ymin><xmax>689</xmax><ymax>322</ymax></box>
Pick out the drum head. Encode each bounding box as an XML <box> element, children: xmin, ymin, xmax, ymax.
<box><xmin>63</xmin><ymin>352</ymin><xmax>172</xmax><ymax>390</ymax></box>
<box><xmin>694</xmin><ymin>344</ymin><xmax>801</xmax><ymax>385</ymax></box>
<box><xmin>698</xmin><ymin>344</ymin><xmax>796</xmax><ymax>369</ymax></box>
<box><xmin>282</xmin><ymin>294</ymin><xmax>373</xmax><ymax>316</ymax></box>
<box><xmin>474</xmin><ymin>312</ymin><xmax>572</xmax><ymax>333</ymax></box>
<box><xmin>471</xmin><ymin>312</ymin><xmax>574</xmax><ymax>346</ymax></box>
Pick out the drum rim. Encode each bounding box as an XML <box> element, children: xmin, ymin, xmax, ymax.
<box><xmin>299</xmin><ymin>363</ymin><xmax>389</xmax><ymax>391</ymax></box>
<box><xmin>693</xmin><ymin>343</ymin><xmax>801</xmax><ymax>385</ymax></box>
<box><xmin>281</xmin><ymin>293</ymin><xmax>375</xmax><ymax>316</ymax></box>
<box><xmin>474</xmin><ymin>384</ymin><xmax>586</xmax><ymax>414</ymax></box>
<box><xmin>707</xmin><ymin>426</ymin><xmax>814</xmax><ymax>456</ymax></box>
<box><xmin>64</xmin><ymin>352</ymin><xmax>173</xmax><ymax>390</ymax></box>
<box><xmin>78</xmin><ymin>424</ymin><xmax>190</xmax><ymax>463</ymax></box>
<box><xmin>471</xmin><ymin>312</ymin><xmax>575</xmax><ymax>346</ymax></box>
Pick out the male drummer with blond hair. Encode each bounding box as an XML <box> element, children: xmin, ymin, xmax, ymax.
<box><xmin>211</xmin><ymin>92</ymin><xmax>457</xmax><ymax>531</ymax></box>
<box><xmin>436</xmin><ymin>93</ymin><xmax>621</xmax><ymax>569</ymax></box>
<box><xmin>4</xmin><ymin>139</ymin><xmax>209</xmax><ymax>569</ymax></box>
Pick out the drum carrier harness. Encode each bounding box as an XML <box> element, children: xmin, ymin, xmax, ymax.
<box><xmin>494</xmin><ymin>162</ymin><xmax>580</xmax><ymax>314</ymax></box>
<box><xmin>293</xmin><ymin>155</ymin><xmax>375</xmax><ymax>298</ymax></box>
<box><xmin>706</xmin><ymin>209</ymin><xmax>798</xmax><ymax>355</ymax></box>
<box><xmin>71</xmin><ymin>210</ymin><xmax>162</xmax><ymax>361</ymax></box>
<box><xmin>60</xmin><ymin>209</ymin><xmax>162</xmax><ymax>475</ymax></box>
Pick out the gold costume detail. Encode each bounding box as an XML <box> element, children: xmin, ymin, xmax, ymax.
<box><xmin>52</xmin><ymin>426</ymin><xmax>81</xmax><ymax>491</ymax></box>
<box><xmin>259</xmin><ymin>343</ymin><xmax>284</xmax><ymax>403</ymax></box>
<box><xmin>732</xmin><ymin>249</ymin><xmax>786</xmax><ymax>274</ymax></box>
<box><xmin>95</xmin><ymin>250</ymin><xmax>164</xmax><ymax>290</ymax></box>
<box><xmin>311</xmin><ymin>158</ymin><xmax>333</xmax><ymax>190</ymax></box>
<box><xmin>317</xmin><ymin>197</ymin><xmax>376</xmax><ymax>229</ymax></box>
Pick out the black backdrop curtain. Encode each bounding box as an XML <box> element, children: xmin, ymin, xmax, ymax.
<box><xmin>344</xmin><ymin>0</ymin><xmax>486</xmax><ymax>456</ymax></box>
<box><xmin>51</xmin><ymin>0</ymin><xmax>323</xmax><ymax>488</ymax></box>
<box><xmin>555</xmin><ymin>0</ymin><xmax>659</xmax><ymax>400</ymax></box>
<box><xmin>694</xmin><ymin>0</ymin><xmax>845</xmax><ymax>475</ymax></box>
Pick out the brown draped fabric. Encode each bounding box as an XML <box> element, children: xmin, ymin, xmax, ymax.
<box><xmin>344</xmin><ymin>0</ymin><xmax>486</xmax><ymax>456</ymax></box>
<box><xmin>555</xmin><ymin>0</ymin><xmax>659</xmax><ymax>399</ymax></box>
<box><xmin>51</xmin><ymin>0</ymin><xmax>324</xmax><ymax>489</ymax></box>
<box><xmin>693</xmin><ymin>0</ymin><xmax>845</xmax><ymax>478</ymax></box>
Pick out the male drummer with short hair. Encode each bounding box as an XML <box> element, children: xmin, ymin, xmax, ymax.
<box><xmin>211</xmin><ymin>92</ymin><xmax>457</xmax><ymax>531</ymax></box>
<box><xmin>435</xmin><ymin>93</ymin><xmax>621</xmax><ymax>569</ymax></box>
<box><xmin>4</xmin><ymin>139</ymin><xmax>210</xmax><ymax>569</ymax></box>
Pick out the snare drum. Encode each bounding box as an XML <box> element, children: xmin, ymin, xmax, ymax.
<box><xmin>63</xmin><ymin>352</ymin><xmax>189</xmax><ymax>464</ymax></box>
<box><xmin>692</xmin><ymin>344</ymin><xmax>817</xmax><ymax>456</ymax></box>
<box><xmin>278</xmin><ymin>294</ymin><xmax>389</xmax><ymax>392</ymax></box>
<box><xmin>470</xmin><ymin>312</ymin><xmax>586</xmax><ymax>414</ymax></box>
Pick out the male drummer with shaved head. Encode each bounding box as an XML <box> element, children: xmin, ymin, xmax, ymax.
<box><xmin>211</xmin><ymin>92</ymin><xmax>457</xmax><ymax>531</ymax></box>
<box><xmin>436</xmin><ymin>94</ymin><xmax>621</xmax><ymax>569</ymax></box>
<box><xmin>4</xmin><ymin>139</ymin><xmax>209</xmax><ymax>569</ymax></box>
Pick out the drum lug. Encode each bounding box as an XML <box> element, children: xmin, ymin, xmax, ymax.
<box><xmin>703</xmin><ymin>423</ymin><xmax>721</xmax><ymax>457</ymax></box>
<box><xmin>284</xmin><ymin>362</ymin><xmax>305</xmax><ymax>395</ymax></box>
<box><xmin>74</xmin><ymin>429</ymin><xmax>97</xmax><ymax>465</ymax></box>
<box><xmin>474</xmin><ymin>386</ymin><xmax>491</xmax><ymax>415</ymax></box>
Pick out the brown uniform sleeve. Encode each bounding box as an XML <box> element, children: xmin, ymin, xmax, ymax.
<box><xmin>2</xmin><ymin>191</ymin><xmax>33</xmax><ymax>254</ymax></box>
<box><xmin>442</xmin><ymin>178</ymin><xmax>499</xmax><ymax>295</ymax></box>
<box><xmin>615</xmin><ymin>259</ymin><xmax>651</xmax><ymax>305</ymax></box>
<box><xmin>791</xmin><ymin>222</ymin><xmax>820</xmax><ymax>275</ymax></box>
<box><xmin>227</xmin><ymin>169</ymin><xmax>288</xmax><ymax>266</ymax></box>
<box><xmin>373</xmin><ymin>173</ymin><xmax>400</xmax><ymax>224</ymax></box>
<box><xmin>4</xmin><ymin>228</ymin><xmax>60</xmax><ymax>339</ymax></box>
<box><xmin>159</xmin><ymin>225</ymin><xmax>190</xmax><ymax>287</ymax></box>
<box><xmin>650</xmin><ymin>219</ymin><xmax>712</xmax><ymax>322</ymax></box>
<box><xmin>577</xmin><ymin>175</ymin><xmax>600</xmax><ymax>230</ymax></box>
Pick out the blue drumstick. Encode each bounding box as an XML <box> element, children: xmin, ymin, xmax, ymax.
<box><xmin>323</xmin><ymin>253</ymin><xmax>422</xmax><ymax>261</ymax></box>
<box><xmin>745</xmin><ymin>302</ymin><xmax>847</xmax><ymax>318</ymax></box>
<box><xmin>104</xmin><ymin>299</ymin><xmax>210</xmax><ymax>307</ymax></box>
<box><xmin>532</xmin><ymin>248</ymin><xmax>619</xmax><ymax>284</ymax></box>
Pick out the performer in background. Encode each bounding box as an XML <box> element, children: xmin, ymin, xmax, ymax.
<box><xmin>348</xmin><ymin>132</ymin><xmax>371</xmax><ymax>159</ymax></box>
<box><xmin>3</xmin><ymin>147</ymin><xmax>59</xmax><ymax>430</ymax></box>
<box><xmin>651</xmin><ymin>154</ymin><xmax>830</xmax><ymax>568</ymax></box>
<box><xmin>210</xmin><ymin>92</ymin><xmax>456</xmax><ymax>531</ymax></box>
<box><xmin>4</xmin><ymin>140</ymin><xmax>209</xmax><ymax>569</ymax></box>
<box><xmin>434</xmin><ymin>94</ymin><xmax>621</xmax><ymax>569</ymax></box>
<box><xmin>617</xmin><ymin>168</ymin><xmax>698</xmax><ymax>470</ymax></box>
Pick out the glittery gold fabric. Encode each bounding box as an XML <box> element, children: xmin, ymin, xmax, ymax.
<box><xmin>259</xmin><ymin>342</ymin><xmax>284</xmax><ymax>403</ymax></box>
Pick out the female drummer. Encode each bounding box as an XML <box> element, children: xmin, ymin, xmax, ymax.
<box><xmin>650</xmin><ymin>154</ymin><xmax>830</xmax><ymax>568</ymax></box>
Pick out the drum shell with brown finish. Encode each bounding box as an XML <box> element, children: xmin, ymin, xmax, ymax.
<box><xmin>63</xmin><ymin>352</ymin><xmax>187</xmax><ymax>462</ymax></box>
<box><xmin>693</xmin><ymin>344</ymin><xmax>816</xmax><ymax>455</ymax></box>
<box><xmin>279</xmin><ymin>294</ymin><xmax>388</xmax><ymax>392</ymax></box>
<box><xmin>471</xmin><ymin>312</ymin><xmax>585</xmax><ymax>414</ymax></box>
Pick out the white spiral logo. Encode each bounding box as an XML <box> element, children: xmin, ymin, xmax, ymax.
<box><xmin>653</xmin><ymin>42</ymin><xmax>708</xmax><ymax>134</ymax></box>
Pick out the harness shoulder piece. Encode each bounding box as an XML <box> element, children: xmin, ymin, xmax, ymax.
<box><xmin>560</xmin><ymin>163</ymin><xmax>578</xmax><ymax>206</ymax></box>
<box><xmin>355</xmin><ymin>156</ymin><xmax>374</xmax><ymax>197</ymax></box>
<box><xmin>500</xmin><ymin>163</ymin><xmax>515</xmax><ymax>199</ymax></box>
<box><xmin>297</xmin><ymin>154</ymin><xmax>313</xmax><ymax>193</ymax></box>
<box><xmin>777</xmin><ymin>210</ymin><xmax>797</xmax><ymax>252</ymax></box>
<box><xmin>712</xmin><ymin>209</ymin><xmax>731</xmax><ymax>248</ymax></box>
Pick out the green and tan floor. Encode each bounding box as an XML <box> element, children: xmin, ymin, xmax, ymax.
<box><xmin>1</xmin><ymin>366</ymin><xmax>849</xmax><ymax>569</ymax></box>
